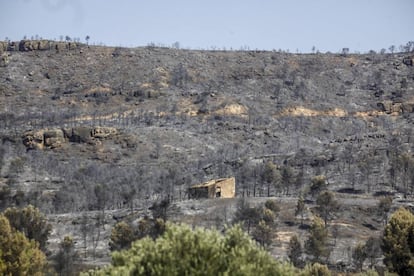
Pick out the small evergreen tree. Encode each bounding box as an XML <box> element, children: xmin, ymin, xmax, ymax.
<box><xmin>295</xmin><ymin>195</ymin><xmax>306</xmax><ymax>226</ymax></box>
<box><xmin>262</xmin><ymin>161</ymin><xmax>279</xmax><ymax>196</ymax></box>
<box><xmin>4</xmin><ymin>205</ymin><xmax>52</xmax><ymax>251</ymax></box>
<box><xmin>252</xmin><ymin>220</ymin><xmax>273</xmax><ymax>248</ymax></box>
<box><xmin>382</xmin><ymin>207</ymin><xmax>414</xmax><ymax>275</ymax></box>
<box><xmin>288</xmin><ymin>235</ymin><xmax>303</xmax><ymax>267</ymax></box>
<box><xmin>315</xmin><ymin>191</ymin><xmax>339</xmax><ymax>227</ymax></box>
<box><xmin>84</xmin><ymin>223</ymin><xmax>298</xmax><ymax>275</ymax></box>
<box><xmin>55</xmin><ymin>236</ymin><xmax>77</xmax><ymax>276</ymax></box>
<box><xmin>377</xmin><ymin>196</ymin><xmax>393</xmax><ymax>225</ymax></box>
<box><xmin>109</xmin><ymin>221</ymin><xmax>135</xmax><ymax>251</ymax></box>
<box><xmin>309</xmin><ymin>175</ymin><xmax>327</xmax><ymax>198</ymax></box>
<box><xmin>352</xmin><ymin>243</ymin><xmax>367</xmax><ymax>272</ymax></box>
<box><xmin>364</xmin><ymin>236</ymin><xmax>382</xmax><ymax>269</ymax></box>
<box><xmin>281</xmin><ymin>165</ymin><xmax>295</xmax><ymax>195</ymax></box>
<box><xmin>302</xmin><ymin>262</ymin><xmax>331</xmax><ymax>276</ymax></box>
<box><xmin>232</xmin><ymin>198</ymin><xmax>261</xmax><ymax>234</ymax></box>
<box><xmin>0</xmin><ymin>214</ymin><xmax>46</xmax><ymax>275</ymax></box>
<box><xmin>305</xmin><ymin>216</ymin><xmax>330</xmax><ymax>263</ymax></box>
<box><xmin>264</xmin><ymin>199</ymin><xmax>280</xmax><ymax>213</ymax></box>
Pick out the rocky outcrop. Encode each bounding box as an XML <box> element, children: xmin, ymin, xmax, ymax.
<box><xmin>22</xmin><ymin>130</ymin><xmax>47</xmax><ymax>150</ymax></box>
<box><xmin>43</xmin><ymin>129</ymin><xmax>65</xmax><ymax>148</ymax></box>
<box><xmin>403</xmin><ymin>56</ymin><xmax>413</xmax><ymax>66</ymax></box>
<box><xmin>0</xmin><ymin>42</ymin><xmax>7</xmax><ymax>54</ymax></box>
<box><xmin>92</xmin><ymin>126</ymin><xmax>117</xmax><ymax>138</ymax></box>
<box><xmin>0</xmin><ymin>40</ymin><xmax>80</xmax><ymax>54</ymax></box>
<box><xmin>0</xmin><ymin>52</ymin><xmax>9</xmax><ymax>67</ymax></box>
<box><xmin>19</xmin><ymin>40</ymin><xmax>52</xmax><ymax>51</ymax></box>
<box><xmin>377</xmin><ymin>100</ymin><xmax>414</xmax><ymax>114</ymax></box>
<box><xmin>377</xmin><ymin>100</ymin><xmax>402</xmax><ymax>114</ymax></box>
<box><xmin>63</xmin><ymin>126</ymin><xmax>92</xmax><ymax>143</ymax></box>
<box><xmin>22</xmin><ymin>127</ymin><xmax>118</xmax><ymax>150</ymax></box>
<box><xmin>402</xmin><ymin>102</ymin><xmax>414</xmax><ymax>113</ymax></box>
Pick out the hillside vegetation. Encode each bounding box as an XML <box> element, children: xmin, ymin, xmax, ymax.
<box><xmin>0</xmin><ymin>40</ymin><xmax>413</xmax><ymax>273</ymax></box>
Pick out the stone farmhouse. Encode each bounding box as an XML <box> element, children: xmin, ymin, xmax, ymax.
<box><xmin>188</xmin><ymin>177</ymin><xmax>235</xmax><ymax>199</ymax></box>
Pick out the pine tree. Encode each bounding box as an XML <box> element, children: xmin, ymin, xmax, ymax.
<box><xmin>288</xmin><ymin>235</ymin><xmax>302</xmax><ymax>267</ymax></box>
<box><xmin>0</xmin><ymin>214</ymin><xmax>46</xmax><ymax>275</ymax></box>
<box><xmin>305</xmin><ymin>216</ymin><xmax>330</xmax><ymax>263</ymax></box>
<box><xmin>54</xmin><ymin>236</ymin><xmax>77</xmax><ymax>276</ymax></box>
<box><xmin>315</xmin><ymin>191</ymin><xmax>339</xmax><ymax>227</ymax></box>
<box><xmin>377</xmin><ymin>196</ymin><xmax>393</xmax><ymax>225</ymax></box>
<box><xmin>109</xmin><ymin>221</ymin><xmax>135</xmax><ymax>251</ymax></box>
<box><xmin>382</xmin><ymin>207</ymin><xmax>414</xmax><ymax>275</ymax></box>
<box><xmin>252</xmin><ymin>220</ymin><xmax>273</xmax><ymax>248</ymax></box>
<box><xmin>262</xmin><ymin>161</ymin><xmax>280</xmax><ymax>196</ymax></box>
<box><xmin>281</xmin><ymin>165</ymin><xmax>294</xmax><ymax>195</ymax></box>
<box><xmin>84</xmin><ymin>223</ymin><xmax>298</xmax><ymax>275</ymax></box>
<box><xmin>295</xmin><ymin>195</ymin><xmax>306</xmax><ymax>226</ymax></box>
<box><xmin>352</xmin><ymin>243</ymin><xmax>367</xmax><ymax>272</ymax></box>
<box><xmin>4</xmin><ymin>205</ymin><xmax>52</xmax><ymax>251</ymax></box>
<box><xmin>309</xmin><ymin>175</ymin><xmax>327</xmax><ymax>198</ymax></box>
<box><xmin>232</xmin><ymin>198</ymin><xmax>261</xmax><ymax>234</ymax></box>
<box><xmin>364</xmin><ymin>236</ymin><xmax>382</xmax><ymax>269</ymax></box>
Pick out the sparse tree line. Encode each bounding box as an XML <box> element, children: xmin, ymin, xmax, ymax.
<box><xmin>0</xmin><ymin>204</ymin><xmax>78</xmax><ymax>275</ymax></box>
<box><xmin>2</xmin><ymin>194</ymin><xmax>414</xmax><ymax>274</ymax></box>
<box><xmin>1</xmin><ymin>133</ymin><xmax>414</xmax><ymax>217</ymax></box>
<box><xmin>103</xmin><ymin>176</ymin><xmax>403</xmax><ymax>274</ymax></box>
<box><xmin>0</xmin><ymin>131</ymin><xmax>411</xmax><ymax>274</ymax></box>
<box><xmin>1</xmin><ymin>130</ymin><xmax>412</xmax><ymax>274</ymax></box>
<box><xmin>2</xmin><ymin>36</ymin><xmax>414</xmax><ymax>54</ymax></box>
<box><xmin>3</xmin><ymin>105</ymin><xmax>412</xmax><ymax>216</ymax></box>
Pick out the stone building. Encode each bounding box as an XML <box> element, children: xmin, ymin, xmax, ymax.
<box><xmin>188</xmin><ymin>177</ymin><xmax>235</xmax><ymax>199</ymax></box>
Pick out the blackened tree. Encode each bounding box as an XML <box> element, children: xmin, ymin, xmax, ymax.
<box><xmin>288</xmin><ymin>235</ymin><xmax>303</xmax><ymax>267</ymax></box>
<box><xmin>54</xmin><ymin>236</ymin><xmax>77</xmax><ymax>276</ymax></box>
<box><xmin>295</xmin><ymin>195</ymin><xmax>306</xmax><ymax>226</ymax></box>
<box><xmin>315</xmin><ymin>191</ymin><xmax>339</xmax><ymax>227</ymax></box>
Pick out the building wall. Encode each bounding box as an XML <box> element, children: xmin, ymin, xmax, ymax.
<box><xmin>216</xmin><ymin>177</ymin><xmax>236</xmax><ymax>198</ymax></box>
<box><xmin>188</xmin><ymin>177</ymin><xmax>236</xmax><ymax>199</ymax></box>
<box><xmin>188</xmin><ymin>186</ymin><xmax>209</xmax><ymax>199</ymax></box>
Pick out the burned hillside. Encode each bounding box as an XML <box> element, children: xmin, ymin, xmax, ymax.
<box><xmin>0</xmin><ymin>40</ymin><xmax>413</xmax><ymax>270</ymax></box>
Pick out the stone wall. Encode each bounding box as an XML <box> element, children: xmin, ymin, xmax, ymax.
<box><xmin>188</xmin><ymin>177</ymin><xmax>236</xmax><ymax>199</ymax></box>
<box><xmin>215</xmin><ymin>177</ymin><xmax>236</xmax><ymax>198</ymax></box>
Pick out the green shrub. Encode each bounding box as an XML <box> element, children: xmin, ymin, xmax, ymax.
<box><xmin>84</xmin><ymin>223</ymin><xmax>298</xmax><ymax>276</ymax></box>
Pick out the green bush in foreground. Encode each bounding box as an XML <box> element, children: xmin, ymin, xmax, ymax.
<box><xmin>84</xmin><ymin>223</ymin><xmax>298</xmax><ymax>276</ymax></box>
<box><xmin>382</xmin><ymin>207</ymin><xmax>414</xmax><ymax>275</ymax></box>
<box><xmin>0</xmin><ymin>214</ymin><xmax>46</xmax><ymax>276</ymax></box>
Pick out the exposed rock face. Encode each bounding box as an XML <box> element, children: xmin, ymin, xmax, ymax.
<box><xmin>403</xmin><ymin>56</ymin><xmax>413</xmax><ymax>66</ymax></box>
<box><xmin>43</xmin><ymin>129</ymin><xmax>65</xmax><ymax>148</ymax></box>
<box><xmin>403</xmin><ymin>102</ymin><xmax>414</xmax><ymax>113</ymax></box>
<box><xmin>22</xmin><ymin>130</ymin><xmax>46</xmax><ymax>150</ymax></box>
<box><xmin>64</xmin><ymin>126</ymin><xmax>92</xmax><ymax>143</ymax></box>
<box><xmin>0</xmin><ymin>53</ymin><xmax>9</xmax><ymax>67</ymax></box>
<box><xmin>19</xmin><ymin>40</ymin><xmax>52</xmax><ymax>51</ymax></box>
<box><xmin>377</xmin><ymin>100</ymin><xmax>414</xmax><ymax>114</ymax></box>
<box><xmin>92</xmin><ymin>126</ymin><xmax>117</xmax><ymax>139</ymax></box>
<box><xmin>22</xmin><ymin>127</ymin><xmax>118</xmax><ymax>150</ymax></box>
<box><xmin>0</xmin><ymin>42</ymin><xmax>7</xmax><ymax>54</ymax></box>
<box><xmin>0</xmin><ymin>40</ymin><xmax>80</xmax><ymax>54</ymax></box>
